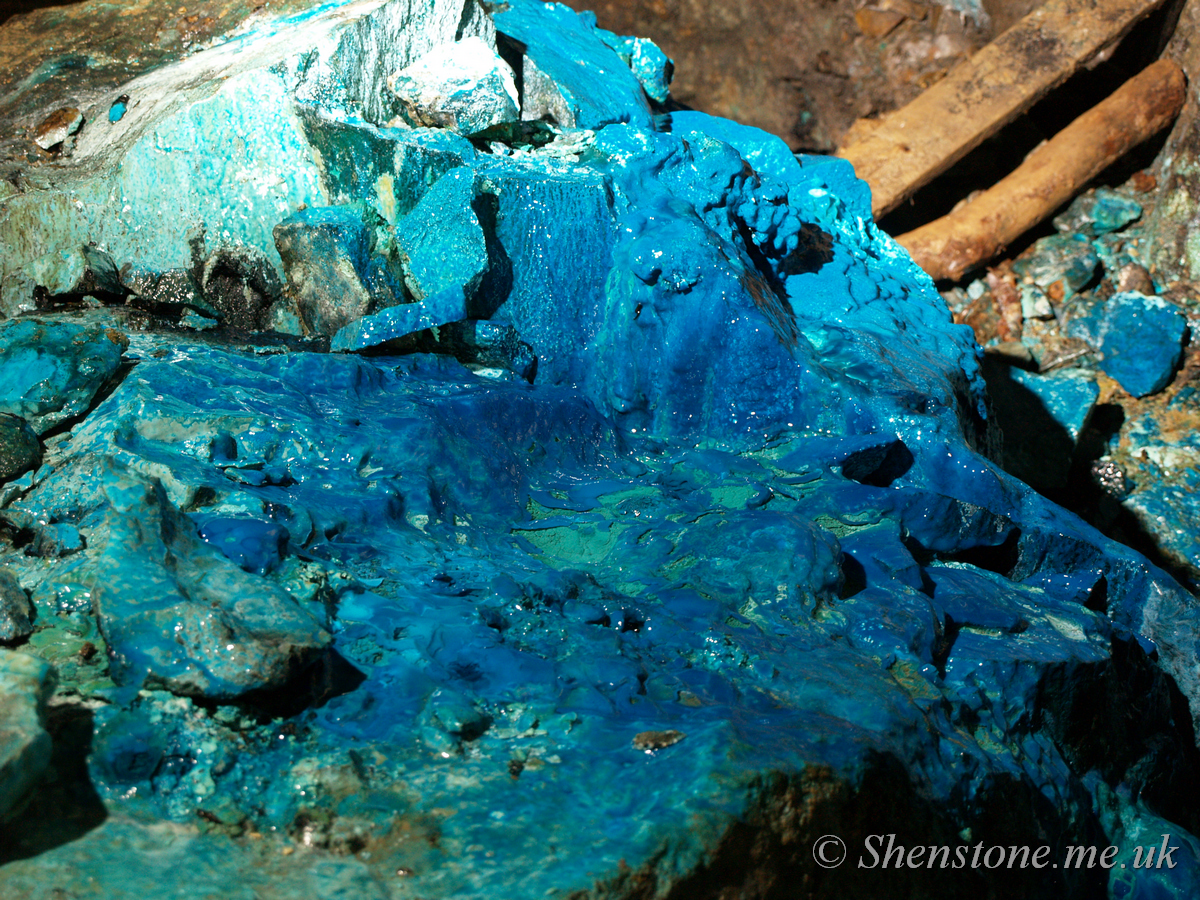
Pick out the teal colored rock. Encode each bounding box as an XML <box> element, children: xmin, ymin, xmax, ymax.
<box><xmin>330</xmin><ymin>284</ymin><xmax>470</xmax><ymax>350</ymax></box>
<box><xmin>0</xmin><ymin>319</ymin><xmax>127</xmax><ymax>435</ymax></box>
<box><xmin>1009</xmin><ymin>367</ymin><xmax>1100</xmax><ymax>442</ymax></box>
<box><xmin>1054</xmin><ymin>186</ymin><xmax>1143</xmax><ymax>237</ymax></box>
<box><xmin>300</xmin><ymin>115</ymin><xmax>478</xmax><ymax>224</ymax></box>
<box><xmin>395</xmin><ymin>166</ymin><xmax>488</xmax><ymax>304</ymax></box>
<box><xmin>90</xmin><ymin>467</ymin><xmax>331</xmax><ymax>699</ymax></box>
<box><xmin>477</xmin><ymin>161</ymin><xmax>617</xmax><ymax>383</ymax></box>
<box><xmin>274</xmin><ymin>203</ymin><xmax>380</xmax><ymax>337</ymax></box>
<box><xmin>494</xmin><ymin>0</ymin><xmax>654</xmax><ymax>130</ymax></box>
<box><xmin>670</xmin><ymin>110</ymin><xmax>804</xmax><ymax>185</ymax></box>
<box><xmin>387</xmin><ymin>36</ymin><xmax>520</xmax><ymax>135</ymax></box>
<box><xmin>0</xmin><ymin>650</ymin><xmax>55</xmax><ymax>821</ymax></box>
<box><xmin>597</xmin><ymin>31</ymin><xmax>673</xmax><ymax>104</ymax></box>
<box><xmin>1011</xmin><ymin>233</ymin><xmax>1100</xmax><ymax>316</ymax></box>
<box><xmin>1097</xmin><ymin>292</ymin><xmax>1186</xmax><ymax>397</ymax></box>
<box><xmin>0</xmin><ymin>571</ymin><xmax>34</xmax><ymax>644</ymax></box>
<box><xmin>25</xmin><ymin>244</ymin><xmax>122</xmax><ymax>299</ymax></box>
<box><xmin>196</xmin><ymin>516</ymin><xmax>289</xmax><ymax>575</ymax></box>
<box><xmin>28</xmin><ymin>523</ymin><xmax>86</xmax><ymax>560</ymax></box>
<box><xmin>0</xmin><ymin>414</ymin><xmax>40</xmax><ymax>483</ymax></box>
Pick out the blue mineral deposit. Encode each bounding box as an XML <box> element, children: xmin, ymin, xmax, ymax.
<box><xmin>1</xmin><ymin>0</ymin><xmax>1199</xmax><ymax>896</ymax></box>
<box><xmin>108</xmin><ymin>96</ymin><xmax>128</xmax><ymax>123</ymax></box>
<box><xmin>1009</xmin><ymin>367</ymin><xmax>1100</xmax><ymax>441</ymax></box>
<box><xmin>493</xmin><ymin>1</ymin><xmax>654</xmax><ymax>129</ymax></box>
<box><xmin>0</xmin><ymin>319</ymin><xmax>127</xmax><ymax>434</ymax></box>
<box><xmin>1098</xmin><ymin>292</ymin><xmax>1187</xmax><ymax>397</ymax></box>
<box><xmin>1054</xmin><ymin>186</ymin><xmax>1143</xmax><ymax>237</ymax></box>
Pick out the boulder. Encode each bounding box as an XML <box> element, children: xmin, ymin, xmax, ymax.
<box><xmin>0</xmin><ymin>571</ymin><xmax>34</xmax><ymax>644</ymax></box>
<box><xmin>0</xmin><ymin>413</ymin><xmax>40</xmax><ymax>483</ymax></box>
<box><xmin>0</xmin><ymin>650</ymin><xmax>54</xmax><ymax>821</ymax></box>
<box><xmin>0</xmin><ymin>319</ymin><xmax>127</xmax><ymax>435</ymax></box>
<box><xmin>387</xmin><ymin>37</ymin><xmax>520</xmax><ymax>135</ymax></box>
<box><xmin>274</xmin><ymin>204</ymin><xmax>381</xmax><ymax>337</ymax></box>
<box><xmin>90</xmin><ymin>466</ymin><xmax>331</xmax><ymax>700</ymax></box>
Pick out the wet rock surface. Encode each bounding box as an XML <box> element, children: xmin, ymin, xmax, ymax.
<box><xmin>0</xmin><ymin>319</ymin><xmax>127</xmax><ymax>435</ymax></box>
<box><xmin>0</xmin><ymin>1</ymin><xmax>1199</xmax><ymax>898</ymax></box>
<box><xmin>943</xmin><ymin>173</ymin><xmax>1200</xmax><ymax>597</ymax></box>
<box><xmin>0</xmin><ymin>650</ymin><xmax>54</xmax><ymax>820</ymax></box>
<box><xmin>0</xmin><ymin>571</ymin><xmax>34</xmax><ymax>644</ymax></box>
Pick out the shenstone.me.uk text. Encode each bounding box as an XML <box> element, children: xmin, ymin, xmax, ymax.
<box><xmin>811</xmin><ymin>833</ymin><xmax>1180</xmax><ymax>870</ymax></box>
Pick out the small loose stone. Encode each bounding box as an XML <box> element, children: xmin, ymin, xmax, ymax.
<box><xmin>34</xmin><ymin>107</ymin><xmax>84</xmax><ymax>150</ymax></box>
<box><xmin>632</xmin><ymin>729</ymin><xmax>686</xmax><ymax>752</ymax></box>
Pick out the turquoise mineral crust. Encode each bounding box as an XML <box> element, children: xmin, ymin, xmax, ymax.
<box><xmin>1</xmin><ymin>1</ymin><xmax>1199</xmax><ymax>898</ymax></box>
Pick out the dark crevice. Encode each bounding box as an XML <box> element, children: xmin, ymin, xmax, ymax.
<box><xmin>38</xmin><ymin>357</ymin><xmax>137</xmax><ymax>444</ymax></box>
<box><xmin>202</xmin><ymin>648</ymin><xmax>367</xmax><ymax>723</ymax></box>
<box><xmin>0</xmin><ymin>701</ymin><xmax>107</xmax><ymax>863</ymax></box>
<box><xmin>1037</xmin><ymin>637</ymin><xmax>1200</xmax><ymax>837</ymax></box>
<box><xmin>589</xmin><ymin>755</ymin><xmax>1102</xmax><ymax>900</ymax></box>
<box><xmin>838</xmin><ymin>553</ymin><xmax>867</xmax><ymax>599</ymax></box>
<box><xmin>839</xmin><ymin>439</ymin><xmax>914</xmax><ymax>487</ymax></box>
<box><xmin>938</xmin><ymin>528</ymin><xmax>1022</xmax><ymax>578</ymax></box>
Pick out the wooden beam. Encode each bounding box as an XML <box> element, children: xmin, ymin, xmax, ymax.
<box><xmin>896</xmin><ymin>59</ymin><xmax>1186</xmax><ymax>282</ymax></box>
<box><xmin>837</xmin><ymin>0</ymin><xmax>1169</xmax><ymax>218</ymax></box>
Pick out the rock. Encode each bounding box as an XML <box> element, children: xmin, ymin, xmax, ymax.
<box><xmin>597</xmin><ymin>32</ymin><xmax>674</xmax><ymax>104</ymax></box>
<box><xmin>474</xmin><ymin>161</ymin><xmax>617</xmax><ymax>384</ymax></box>
<box><xmin>1009</xmin><ymin>367</ymin><xmax>1099</xmax><ymax>443</ymax></box>
<box><xmin>0</xmin><ymin>571</ymin><xmax>34</xmax><ymax>643</ymax></box>
<box><xmin>494</xmin><ymin>1</ymin><xmax>654</xmax><ymax>130</ymax></box>
<box><xmin>26</xmin><ymin>244</ymin><xmax>123</xmax><ymax>299</ymax></box>
<box><xmin>300</xmin><ymin>115</ymin><xmax>478</xmax><ymax>224</ymax></box>
<box><xmin>387</xmin><ymin>37</ymin><xmax>520</xmax><ymax>135</ymax></box>
<box><xmin>195</xmin><ymin>516</ymin><xmax>289</xmax><ymax>575</ymax></box>
<box><xmin>395</xmin><ymin>166</ymin><xmax>488</xmax><ymax>304</ymax></box>
<box><xmin>0</xmin><ymin>650</ymin><xmax>54</xmax><ymax>821</ymax></box>
<box><xmin>1053</xmin><ymin>186</ymin><xmax>1143</xmax><ymax>237</ymax></box>
<box><xmin>1011</xmin><ymin>233</ymin><xmax>1100</xmax><ymax>316</ymax></box>
<box><xmin>274</xmin><ymin>204</ymin><xmax>381</xmax><ymax>337</ymax></box>
<box><xmin>855</xmin><ymin>6</ymin><xmax>907</xmax><ymax>37</ymax></box>
<box><xmin>330</xmin><ymin>285</ymin><xmax>472</xmax><ymax>351</ymax></box>
<box><xmin>121</xmin><ymin>267</ymin><xmax>216</xmax><ymax>319</ymax></box>
<box><xmin>0</xmin><ymin>319</ymin><xmax>127</xmax><ymax>435</ymax></box>
<box><xmin>0</xmin><ymin>413</ymin><xmax>40</xmax><ymax>483</ymax></box>
<box><xmin>1093</xmin><ymin>292</ymin><xmax>1187</xmax><ymax>398</ymax></box>
<box><xmin>27</xmin><ymin>523</ymin><xmax>85</xmax><ymax>560</ymax></box>
<box><xmin>293</xmin><ymin>0</ymin><xmax>497</xmax><ymax>126</ymax></box>
<box><xmin>90</xmin><ymin>467</ymin><xmax>331</xmax><ymax>700</ymax></box>
<box><xmin>108</xmin><ymin>96</ymin><xmax>128</xmax><ymax>124</ymax></box>
<box><xmin>4</xmin><ymin>0</ymin><xmax>1200</xmax><ymax>896</ymax></box>
<box><xmin>33</xmin><ymin>107</ymin><xmax>82</xmax><ymax>151</ymax></box>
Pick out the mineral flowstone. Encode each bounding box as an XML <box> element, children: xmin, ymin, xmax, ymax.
<box><xmin>0</xmin><ymin>0</ymin><xmax>1199</xmax><ymax>898</ymax></box>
